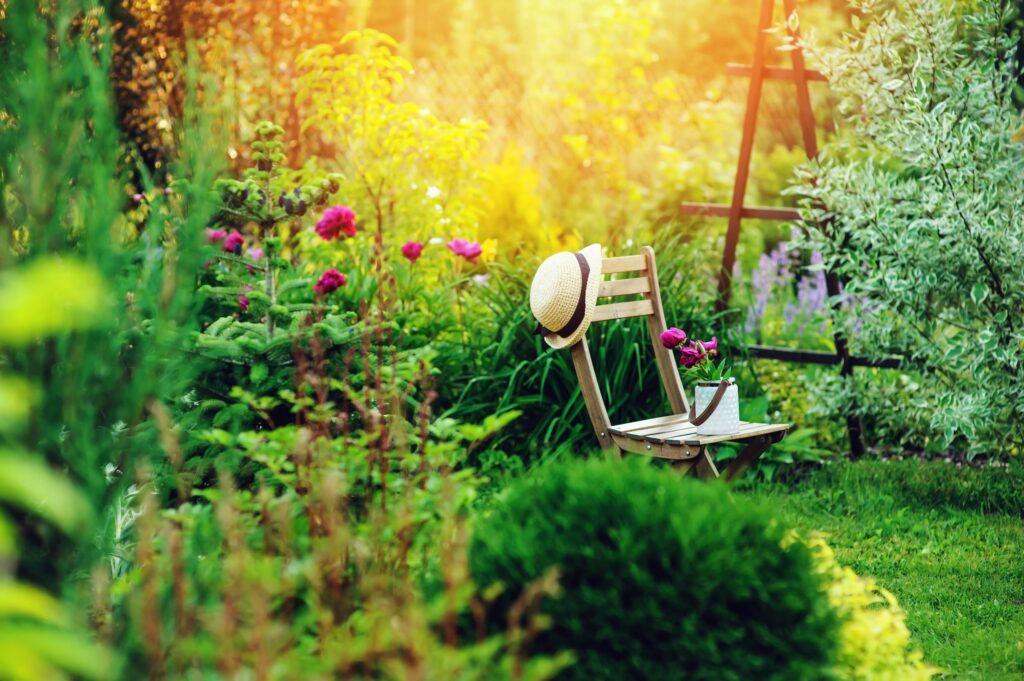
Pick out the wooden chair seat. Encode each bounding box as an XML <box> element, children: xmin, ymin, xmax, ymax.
<box><xmin>566</xmin><ymin>246</ymin><xmax>792</xmax><ymax>481</ymax></box>
<box><xmin>610</xmin><ymin>415</ymin><xmax>790</xmax><ymax>447</ymax></box>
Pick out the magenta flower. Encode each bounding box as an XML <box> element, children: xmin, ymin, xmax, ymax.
<box><xmin>206</xmin><ymin>228</ymin><xmax>226</xmax><ymax>243</ymax></box>
<box><xmin>448</xmin><ymin>238</ymin><xmax>483</xmax><ymax>263</ymax></box>
<box><xmin>313</xmin><ymin>268</ymin><xmax>347</xmax><ymax>296</ymax></box>
<box><xmin>678</xmin><ymin>343</ymin><xmax>705</xmax><ymax>369</ymax></box>
<box><xmin>316</xmin><ymin>205</ymin><xmax>357</xmax><ymax>241</ymax></box>
<box><xmin>238</xmin><ymin>295</ymin><xmax>250</xmax><ymax>312</ymax></box>
<box><xmin>660</xmin><ymin>327</ymin><xmax>687</xmax><ymax>349</ymax></box>
<box><xmin>401</xmin><ymin>240</ymin><xmax>424</xmax><ymax>263</ymax></box>
<box><xmin>700</xmin><ymin>336</ymin><xmax>718</xmax><ymax>357</ymax></box>
<box><xmin>223</xmin><ymin>230</ymin><xmax>244</xmax><ymax>254</ymax></box>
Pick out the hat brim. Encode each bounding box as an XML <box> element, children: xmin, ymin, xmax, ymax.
<box><xmin>543</xmin><ymin>243</ymin><xmax>603</xmax><ymax>350</ymax></box>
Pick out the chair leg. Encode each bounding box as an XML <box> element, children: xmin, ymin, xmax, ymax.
<box><xmin>694</xmin><ymin>448</ymin><xmax>720</xmax><ymax>480</ymax></box>
<box><xmin>723</xmin><ymin>436</ymin><xmax>772</xmax><ymax>482</ymax></box>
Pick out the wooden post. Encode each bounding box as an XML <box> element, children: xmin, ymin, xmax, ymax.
<box><xmin>717</xmin><ymin>0</ymin><xmax>776</xmax><ymax>310</ymax></box>
<box><xmin>782</xmin><ymin>0</ymin><xmax>866</xmax><ymax>458</ymax></box>
<box><xmin>679</xmin><ymin>0</ymin><xmax>871</xmax><ymax>460</ymax></box>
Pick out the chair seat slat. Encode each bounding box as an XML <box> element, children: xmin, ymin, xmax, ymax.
<box><xmin>618</xmin><ymin>417</ymin><xmax>693</xmax><ymax>438</ymax></box>
<box><xmin>611</xmin><ymin>413</ymin><xmax>689</xmax><ymax>432</ymax></box>
<box><xmin>674</xmin><ymin>422</ymin><xmax>791</xmax><ymax>446</ymax></box>
<box><xmin>638</xmin><ymin>423</ymin><xmax>700</xmax><ymax>443</ymax></box>
<box><xmin>624</xmin><ymin>425</ymin><xmax>696</xmax><ymax>441</ymax></box>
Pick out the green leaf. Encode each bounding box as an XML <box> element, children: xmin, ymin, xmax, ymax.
<box><xmin>970</xmin><ymin>283</ymin><xmax>988</xmax><ymax>305</ymax></box>
<box><xmin>0</xmin><ymin>377</ymin><xmax>36</xmax><ymax>430</ymax></box>
<box><xmin>0</xmin><ymin>581</ymin><xmax>65</xmax><ymax>625</ymax></box>
<box><xmin>0</xmin><ymin>451</ymin><xmax>92</xmax><ymax>534</ymax></box>
<box><xmin>0</xmin><ymin>258</ymin><xmax>108</xmax><ymax>346</ymax></box>
<box><xmin>0</xmin><ymin>624</ymin><xmax>116</xmax><ymax>680</ymax></box>
<box><xmin>250</xmin><ymin>362</ymin><xmax>269</xmax><ymax>384</ymax></box>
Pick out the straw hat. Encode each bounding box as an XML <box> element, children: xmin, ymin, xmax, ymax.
<box><xmin>530</xmin><ymin>243</ymin><xmax>603</xmax><ymax>350</ymax></box>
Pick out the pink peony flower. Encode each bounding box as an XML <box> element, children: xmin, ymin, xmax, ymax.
<box><xmin>246</xmin><ymin>247</ymin><xmax>263</xmax><ymax>261</ymax></box>
<box><xmin>313</xmin><ymin>268</ymin><xmax>347</xmax><ymax>296</ymax></box>
<box><xmin>223</xmin><ymin>230</ymin><xmax>244</xmax><ymax>254</ymax></box>
<box><xmin>660</xmin><ymin>327</ymin><xmax>687</xmax><ymax>349</ymax></box>
<box><xmin>401</xmin><ymin>240</ymin><xmax>424</xmax><ymax>263</ymax></box>
<box><xmin>315</xmin><ymin>205</ymin><xmax>357</xmax><ymax>241</ymax></box>
<box><xmin>206</xmin><ymin>228</ymin><xmax>226</xmax><ymax>243</ymax></box>
<box><xmin>447</xmin><ymin>238</ymin><xmax>470</xmax><ymax>255</ymax></box>
<box><xmin>448</xmin><ymin>238</ymin><xmax>483</xmax><ymax>263</ymax></box>
<box><xmin>678</xmin><ymin>343</ymin><xmax>705</xmax><ymax>369</ymax></box>
<box><xmin>238</xmin><ymin>295</ymin><xmax>250</xmax><ymax>312</ymax></box>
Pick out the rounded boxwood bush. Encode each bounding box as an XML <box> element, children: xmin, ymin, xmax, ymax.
<box><xmin>469</xmin><ymin>459</ymin><xmax>839</xmax><ymax>680</ymax></box>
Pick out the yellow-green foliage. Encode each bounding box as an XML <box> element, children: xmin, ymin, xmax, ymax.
<box><xmin>523</xmin><ymin>0</ymin><xmax>689</xmax><ymax>241</ymax></box>
<box><xmin>540</xmin><ymin>0</ymin><xmax>670</xmax><ymax>185</ymax></box>
<box><xmin>473</xmin><ymin>145</ymin><xmax>580</xmax><ymax>257</ymax></box>
<box><xmin>752</xmin><ymin>143</ymin><xmax>812</xmax><ymax>206</ymax></box>
<box><xmin>296</xmin><ymin>30</ymin><xmax>488</xmax><ymax>240</ymax></box>
<box><xmin>794</xmin><ymin>532</ymin><xmax>939</xmax><ymax>681</ymax></box>
<box><xmin>0</xmin><ymin>258</ymin><xmax>108</xmax><ymax>346</ymax></box>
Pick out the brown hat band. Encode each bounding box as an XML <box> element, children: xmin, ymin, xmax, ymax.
<box><xmin>533</xmin><ymin>252</ymin><xmax>591</xmax><ymax>338</ymax></box>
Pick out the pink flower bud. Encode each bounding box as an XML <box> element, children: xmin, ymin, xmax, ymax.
<box><xmin>401</xmin><ymin>240</ymin><xmax>424</xmax><ymax>263</ymax></box>
<box><xmin>313</xmin><ymin>268</ymin><xmax>347</xmax><ymax>296</ymax></box>
<box><xmin>701</xmin><ymin>336</ymin><xmax>718</xmax><ymax>357</ymax></box>
<box><xmin>223</xmin><ymin>230</ymin><xmax>244</xmax><ymax>254</ymax></box>
<box><xmin>659</xmin><ymin>327</ymin><xmax>687</xmax><ymax>349</ymax></box>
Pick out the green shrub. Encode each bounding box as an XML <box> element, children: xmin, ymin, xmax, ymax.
<box><xmin>469</xmin><ymin>459</ymin><xmax>839</xmax><ymax>681</ymax></box>
<box><xmin>796</xmin><ymin>0</ymin><xmax>1024</xmax><ymax>455</ymax></box>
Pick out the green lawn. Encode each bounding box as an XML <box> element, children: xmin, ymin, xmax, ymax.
<box><xmin>738</xmin><ymin>461</ymin><xmax>1024</xmax><ymax>679</ymax></box>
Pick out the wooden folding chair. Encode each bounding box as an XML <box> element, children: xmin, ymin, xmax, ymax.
<box><xmin>569</xmin><ymin>246</ymin><xmax>790</xmax><ymax>480</ymax></box>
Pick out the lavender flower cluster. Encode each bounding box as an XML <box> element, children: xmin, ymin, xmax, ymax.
<box><xmin>741</xmin><ymin>228</ymin><xmax>829</xmax><ymax>342</ymax></box>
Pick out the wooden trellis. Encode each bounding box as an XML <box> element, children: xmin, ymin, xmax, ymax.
<box><xmin>680</xmin><ymin>0</ymin><xmax>900</xmax><ymax>458</ymax></box>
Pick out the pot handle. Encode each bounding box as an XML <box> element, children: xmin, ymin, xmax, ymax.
<box><xmin>689</xmin><ymin>378</ymin><xmax>735</xmax><ymax>426</ymax></box>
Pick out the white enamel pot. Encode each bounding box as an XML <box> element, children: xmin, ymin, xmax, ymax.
<box><xmin>693</xmin><ymin>381</ymin><xmax>740</xmax><ymax>436</ymax></box>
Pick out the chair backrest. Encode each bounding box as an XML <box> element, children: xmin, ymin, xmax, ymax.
<box><xmin>568</xmin><ymin>246</ymin><xmax>689</xmax><ymax>451</ymax></box>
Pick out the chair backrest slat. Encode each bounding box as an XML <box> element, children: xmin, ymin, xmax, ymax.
<box><xmin>592</xmin><ymin>299</ymin><xmax>654</xmax><ymax>322</ymax></box>
<box><xmin>602</xmin><ymin>255</ymin><xmax>647</xmax><ymax>274</ymax></box>
<box><xmin>598</xmin><ymin>277</ymin><xmax>651</xmax><ymax>297</ymax></box>
<box><xmin>567</xmin><ymin>247</ymin><xmax>691</xmax><ymax>451</ymax></box>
